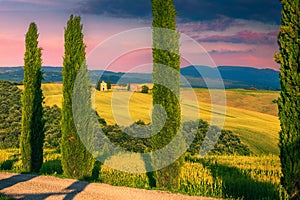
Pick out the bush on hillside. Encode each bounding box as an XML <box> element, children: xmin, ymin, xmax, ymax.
<box><xmin>43</xmin><ymin>105</ymin><xmax>62</xmax><ymax>149</ymax></box>
<box><xmin>182</xmin><ymin>120</ymin><xmax>251</xmax><ymax>156</ymax></box>
<box><xmin>0</xmin><ymin>81</ymin><xmax>22</xmax><ymax>148</ymax></box>
<box><xmin>95</xmin><ymin>119</ymin><xmax>251</xmax><ymax>156</ymax></box>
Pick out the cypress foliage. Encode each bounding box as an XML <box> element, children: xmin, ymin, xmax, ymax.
<box><xmin>274</xmin><ymin>1</ymin><xmax>300</xmax><ymax>199</ymax></box>
<box><xmin>61</xmin><ymin>15</ymin><xmax>94</xmax><ymax>179</ymax></box>
<box><xmin>95</xmin><ymin>79</ymin><xmax>101</xmax><ymax>91</ymax></box>
<box><xmin>20</xmin><ymin>22</ymin><xmax>44</xmax><ymax>173</ymax></box>
<box><xmin>127</xmin><ymin>83</ymin><xmax>131</xmax><ymax>91</ymax></box>
<box><xmin>107</xmin><ymin>78</ymin><xmax>111</xmax><ymax>90</ymax></box>
<box><xmin>151</xmin><ymin>0</ymin><xmax>183</xmax><ymax>189</ymax></box>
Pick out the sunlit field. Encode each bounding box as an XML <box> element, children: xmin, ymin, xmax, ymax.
<box><xmin>18</xmin><ymin>84</ymin><xmax>280</xmax><ymax>155</ymax></box>
<box><xmin>6</xmin><ymin>84</ymin><xmax>284</xmax><ymax>199</ymax></box>
<box><xmin>0</xmin><ymin>149</ymin><xmax>287</xmax><ymax>199</ymax></box>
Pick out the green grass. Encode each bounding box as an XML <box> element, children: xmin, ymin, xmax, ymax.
<box><xmin>19</xmin><ymin>84</ymin><xmax>280</xmax><ymax>155</ymax></box>
<box><xmin>0</xmin><ymin>194</ymin><xmax>14</xmax><ymax>200</ymax></box>
<box><xmin>0</xmin><ymin>149</ymin><xmax>287</xmax><ymax>199</ymax></box>
<box><xmin>6</xmin><ymin>84</ymin><xmax>285</xmax><ymax>198</ymax></box>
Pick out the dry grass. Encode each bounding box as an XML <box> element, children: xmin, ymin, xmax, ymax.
<box><xmin>18</xmin><ymin>83</ymin><xmax>280</xmax><ymax>155</ymax></box>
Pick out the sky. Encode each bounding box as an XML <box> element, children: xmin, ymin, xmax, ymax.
<box><xmin>0</xmin><ymin>0</ymin><xmax>282</xmax><ymax>71</ymax></box>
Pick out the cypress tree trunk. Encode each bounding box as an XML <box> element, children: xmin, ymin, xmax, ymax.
<box><xmin>275</xmin><ymin>1</ymin><xmax>300</xmax><ymax>199</ymax></box>
<box><xmin>61</xmin><ymin>15</ymin><xmax>94</xmax><ymax>179</ymax></box>
<box><xmin>151</xmin><ymin>0</ymin><xmax>183</xmax><ymax>190</ymax></box>
<box><xmin>20</xmin><ymin>22</ymin><xmax>44</xmax><ymax>173</ymax></box>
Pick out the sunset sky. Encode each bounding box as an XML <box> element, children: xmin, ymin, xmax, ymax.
<box><xmin>0</xmin><ymin>0</ymin><xmax>281</xmax><ymax>71</ymax></box>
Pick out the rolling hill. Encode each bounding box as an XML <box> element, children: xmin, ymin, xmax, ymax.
<box><xmin>17</xmin><ymin>83</ymin><xmax>280</xmax><ymax>155</ymax></box>
<box><xmin>0</xmin><ymin>65</ymin><xmax>280</xmax><ymax>90</ymax></box>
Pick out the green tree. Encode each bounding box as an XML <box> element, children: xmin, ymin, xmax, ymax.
<box><xmin>127</xmin><ymin>83</ymin><xmax>131</xmax><ymax>91</ymax></box>
<box><xmin>274</xmin><ymin>1</ymin><xmax>300</xmax><ymax>199</ymax></box>
<box><xmin>151</xmin><ymin>0</ymin><xmax>183</xmax><ymax>189</ymax></box>
<box><xmin>95</xmin><ymin>78</ymin><xmax>101</xmax><ymax>91</ymax></box>
<box><xmin>141</xmin><ymin>85</ymin><xmax>149</xmax><ymax>94</ymax></box>
<box><xmin>43</xmin><ymin>105</ymin><xmax>62</xmax><ymax>149</ymax></box>
<box><xmin>107</xmin><ymin>78</ymin><xmax>111</xmax><ymax>90</ymax></box>
<box><xmin>20</xmin><ymin>22</ymin><xmax>44</xmax><ymax>173</ymax></box>
<box><xmin>0</xmin><ymin>81</ymin><xmax>22</xmax><ymax>149</ymax></box>
<box><xmin>61</xmin><ymin>15</ymin><xmax>94</xmax><ymax>179</ymax></box>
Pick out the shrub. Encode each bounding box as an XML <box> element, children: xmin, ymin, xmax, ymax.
<box><xmin>141</xmin><ymin>85</ymin><xmax>149</xmax><ymax>93</ymax></box>
<box><xmin>0</xmin><ymin>160</ymin><xmax>14</xmax><ymax>170</ymax></box>
<box><xmin>40</xmin><ymin>159</ymin><xmax>63</xmax><ymax>175</ymax></box>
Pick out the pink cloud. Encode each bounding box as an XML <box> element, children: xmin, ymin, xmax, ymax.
<box><xmin>209</xmin><ymin>49</ymin><xmax>279</xmax><ymax>70</ymax></box>
<box><xmin>0</xmin><ymin>10</ymin><xmax>280</xmax><ymax>72</ymax></box>
<box><xmin>199</xmin><ymin>30</ymin><xmax>278</xmax><ymax>45</ymax></box>
<box><xmin>197</xmin><ymin>41</ymin><xmax>280</xmax><ymax>70</ymax></box>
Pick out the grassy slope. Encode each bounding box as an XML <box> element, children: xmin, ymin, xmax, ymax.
<box><xmin>18</xmin><ymin>84</ymin><xmax>280</xmax><ymax>155</ymax></box>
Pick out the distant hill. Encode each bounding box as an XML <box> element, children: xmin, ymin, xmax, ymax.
<box><xmin>0</xmin><ymin>66</ymin><xmax>63</xmax><ymax>83</ymax></box>
<box><xmin>0</xmin><ymin>65</ymin><xmax>280</xmax><ymax>90</ymax></box>
<box><xmin>181</xmin><ymin>66</ymin><xmax>280</xmax><ymax>90</ymax></box>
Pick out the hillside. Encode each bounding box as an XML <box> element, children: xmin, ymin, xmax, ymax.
<box><xmin>181</xmin><ymin>66</ymin><xmax>280</xmax><ymax>90</ymax></box>
<box><xmin>18</xmin><ymin>83</ymin><xmax>280</xmax><ymax>155</ymax></box>
<box><xmin>1</xmin><ymin>81</ymin><xmax>250</xmax><ymax>156</ymax></box>
<box><xmin>0</xmin><ymin>65</ymin><xmax>280</xmax><ymax>90</ymax></box>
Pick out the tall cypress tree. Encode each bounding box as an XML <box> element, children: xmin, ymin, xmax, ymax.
<box><xmin>107</xmin><ymin>78</ymin><xmax>111</xmax><ymax>90</ymax></box>
<box><xmin>275</xmin><ymin>0</ymin><xmax>300</xmax><ymax>199</ymax></box>
<box><xmin>20</xmin><ymin>22</ymin><xmax>44</xmax><ymax>173</ymax></box>
<box><xmin>151</xmin><ymin>0</ymin><xmax>183</xmax><ymax>189</ymax></box>
<box><xmin>61</xmin><ymin>15</ymin><xmax>94</xmax><ymax>178</ymax></box>
<box><xmin>95</xmin><ymin>78</ymin><xmax>101</xmax><ymax>91</ymax></box>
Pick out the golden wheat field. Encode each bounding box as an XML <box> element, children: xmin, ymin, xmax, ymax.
<box><xmin>18</xmin><ymin>84</ymin><xmax>280</xmax><ymax>155</ymax></box>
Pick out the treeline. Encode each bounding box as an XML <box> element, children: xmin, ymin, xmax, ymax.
<box><xmin>0</xmin><ymin>80</ymin><xmax>61</xmax><ymax>149</ymax></box>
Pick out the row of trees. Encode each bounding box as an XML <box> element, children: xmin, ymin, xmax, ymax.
<box><xmin>20</xmin><ymin>15</ymin><xmax>95</xmax><ymax>177</ymax></box>
<box><xmin>18</xmin><ymin>0</ymin><xmax>299</xmax><ymax>197</ymax></box>
<box><xmin>19</xmin><ymin>0</ymin><xmax>185</xmax><ymax>188</ymax></box>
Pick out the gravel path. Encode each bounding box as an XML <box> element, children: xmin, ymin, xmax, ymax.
<box><xmin>0</xmin><ymin>172</ymin><xmax>218</xmax><ymax>200</ymax></box>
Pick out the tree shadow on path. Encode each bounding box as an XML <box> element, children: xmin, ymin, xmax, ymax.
<box><xmin>0</xmin><ymin>173</ymin><xmax>89</xmax><ymax>200</ymax></box>
<box><xmin>0</xmin><ymin>173</ymin><xmax>36</xmax><ymax>190</ymax></box>
<box><xmin>63</xmin><ymin>180</ymin><xmax>89</xmax><ymax>200</ymax></box>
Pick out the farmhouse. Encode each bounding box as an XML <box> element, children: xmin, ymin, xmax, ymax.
<box><xmin>100</xmin><ymin>80</ymin><xmax>107</xmax><ymax>91</ymax></box>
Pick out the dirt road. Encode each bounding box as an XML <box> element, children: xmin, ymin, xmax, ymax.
<box><xmin>0</xmin><ymin>172</ymin><xmax>217</xmax><ymax>200</ymax></box>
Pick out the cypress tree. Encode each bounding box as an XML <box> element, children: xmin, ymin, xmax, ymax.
<box><xmin>107</xmin><ymin>78</ymin><xmax>111</xmax><ymax>90</ymax></box>
<box><xmin>127</xmin><ymin>83</ymin><xmax>131</xmax><ymax>91</ymax></box>
<box><xmin>20</xmin><ymin>22</ymin><xmax>44</xmax><ymax>173</ymax></box>
<box><xmin>95</xmin><ymin>79</ymin><xmax>101</xmax><ymax>91</ymax></box>
<box><xmin>151</xmin><ymin>0</ymin><xmax>183</xmax><ymax>189</ymax></box>
<box><xmin>274</xmin><ymin>0</ymin><xmax>300</xmax><ymax>199</ymax></box>
<box><xmin>61</xmin><ymin>15</ymin><xmax>94</xmax><ymax>179</ymax></box>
